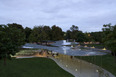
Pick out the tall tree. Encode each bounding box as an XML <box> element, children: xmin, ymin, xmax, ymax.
<box><xmin>51</xmin><ymin>25</ymin><xmax>63</xmax><ymax>40</ymax></box>
<box><xmin>7</xmin><ymin>23</ymin><xmax>24</xmax><ymax>30</ymax></box>
<box><xmin>24</xmin><ymin>27</ymin><xmax>32</xmax><ymax>42</ymax></box>
<box><xmin>43</xmin><ymin>26</ymin><xmax>52</xmax><ymax>40</ymax></box>
<box><xmin>66</xmin><ymin>25</ymin><xmax>86</xmax><ymax>42</ymax></box>
<box><xmin>102</xmin><ymin>23</ymin><xmax>116</xmax><ymax>56</ymax></box>
<box><xmin>70</xmin><ymin>25</ymin><xmax>78</xmax><ymax>31</ymax></box>
<box><xmin>0</xmin><ymin>24</ymin><xmax>25</xmax><ymax>65</ymax></box>
<box><xmin>29</xmin><ymin>26</ymin><xmax>49</xmax><ymax>43</ymax></box>
<box><xmin>29</xmin><ymin>26</ymin><xmax>41</xmax><ymax>43</ymax></box>
<box><xmin>88</xmin><ymin>32</ymin><xmax>103</xmax><ymax>43</ymax></box>
<box><xmin>70</xmin><ymin>25</ymin><xmax>79</xmax><ymax>40</ymax></box>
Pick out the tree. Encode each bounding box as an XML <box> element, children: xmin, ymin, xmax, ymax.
<box><xmin>66</xmin><ymin>25</ymin><xmax>86</xmax><ymax>42</ymax></box>
<box><xmin>76</xmin><ymin>31</ymin><xmax>87</xmax><ymax>42</ymax></box>
<box><xmin>88</xmin><ymin>32</ymin><xmax>103</xmax><ymax>43</ymax></box>
<box><xmin>7</xmin><ymin>23</ymin><xmax>24</xmax><ymax>30</ymax></box>
<box><xmin>70</xmin><ymin>25</ymin><xmax>78</xmax><ymax>31</ymax></box>
<box><xmin>29</xmin><ymin>26</ymin><xmax>50</xmax><ymax>43</ymax></box>
<box><xmin>0</xmin><ymin>24</ymin><xmax>25</xmax><ymax>65</ymax></box>
<box><xmin>65</xmin><ymin>30</ymin><xmax>72</xmax><ymax>40</ymax></box>
<box><xmin>84</xmin><ymin>32</ymin><xmax>92</xmax><ymax>42</ymax></box>
<box><xmin>29</xmin><ymin>26</ymin><xmax>41</xmax><ymax>43</ymax></box>
<box><xmin>70</xmin><ymin>25</ymin><xmax>79</xmax><ymax>40</ymax></box>
<box><xmin>102</xmin><ymin>23</ymin><xmax>116</xmax><ymax>56</ymax></box>
<box><xmin>24</xmin><ymin>27</ymin><xmax>32</xmax><ymax>42</ymax></box>
<box><xmin>51</xmin><ymin>25</ymin><xmax>63</xmax><ymax>40</ymax></box>
<box><xmin>43</xmin><ymin>26</ymin><xmax>52</xmax><ymax>40</ymax></box>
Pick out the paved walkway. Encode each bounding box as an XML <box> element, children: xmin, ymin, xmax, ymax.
<box><xmin>50</xmin><ymin>54</ymin><xmax>115</xmax><ymax>77</ymax></box>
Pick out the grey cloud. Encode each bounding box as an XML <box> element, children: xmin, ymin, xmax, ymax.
<box><xmin>0</xmin><ymin>0</ymin><xmax>116</xmax><ymax>32</ymax></box>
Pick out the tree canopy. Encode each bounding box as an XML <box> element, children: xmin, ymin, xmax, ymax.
<box><xmin>51</xmin><ymin>25</ymin><xmax>64</xmax><ymax>41</ymax></box>
<box><xmin>65</xmin><ymin>25</ymin><xmax>87</xmax><ymax>42</ymax></box>
<box><xmin>102</xmin><ymin>23</ymin><xmax>116</xmax><ymax>56</ymax></box>
<box><xmin>0</xmin><ymin>24</ymin><xmax>25</xmax><ymax>64</ymax></box>
<box><xmin>24</xmin><ymin>27</ymin><xmax>32</xmax><ymax>42</ymax></box>
<box><xmin>29</xmin><ymin>25</ymin><xmax>64</xmax><ymax>42</ymax></box>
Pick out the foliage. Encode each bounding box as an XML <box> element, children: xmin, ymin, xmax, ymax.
<box><xmin>87</xmin><ymin>32</ymin><xmax>103</xmax><ymax>42</ymax></box>
<box><xmin>29</xmin><ymin>26</ymin><xmax>50</xmax><ymax>42</ymax></box>
<box><xmin>51</xmin><ymin>25</ymin><xmax>64</xmax><ymax>40</ymax></box>
<box><xmin>65</xmin><ymin>25</ymin><xmax>87</xmax><ymax>42</ymax></box>
<box><xmin>29</xmin><ymin>25</ymin><xmax>64</xmax><ymax>42</ymax></box>
<box><xmin>0</xmin><ymin>24</ymin><xmax>25</xmax><ymax>64</ymax></box>
<box><xmin>7</xmin><ymin>23</ymin><xmax>24</xmax><ymax>30</ymax></box>
<box><xmin>43</xmin><ymin>26</ymin><xmax>52</xmax><ymax>40</ymax></box>
<box><xmin>70</xmin><ymin>25</ymin><xmax>78</xmax><ymax>31</ymax></box>
<box><xmin>24</xmin><ymin>27</ymin><xmax>32</xmax><ymax>42</ymax></box>
<box><xmin>102</xmin><ymin>23</ymin><xmax>116</xmax><ymax>55</ymax></box>
<box><xmin>29</xmin><ymin>26</ymin><xmax>42</xmax><ymax>42</ymax></box>
<box><xmin>65</xmin><ymin>30</ymin><xmax>71</xmax><ymax>39</ymax></box>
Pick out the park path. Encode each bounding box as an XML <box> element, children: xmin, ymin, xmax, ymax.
<box><xmin>50</xmin><ymin>54</ymin><xmax>115</xmax><ymax>77</ymax></box>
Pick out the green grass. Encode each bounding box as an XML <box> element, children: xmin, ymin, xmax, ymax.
<box><xmin>0</xmin><ymin>58</ymin><xmax>74</xmax><ymax>77</ymax></box>
<box><xmin>75</xmin><ymin>54</ymin><xmax>116</xmax><ymax>76</ymax></box>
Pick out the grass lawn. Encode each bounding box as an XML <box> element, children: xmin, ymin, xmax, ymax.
<box><xmin>0</xmin><ymin>57</ymin><xmax>74</xmax><ymax>77</ymax></box>
<box><xmin>75</xmin><ymin>54</ymin><xmax>116</xmax><ymax>76</ymax></box>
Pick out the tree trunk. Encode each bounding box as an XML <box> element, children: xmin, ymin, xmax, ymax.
<box><xmin>3</xmin><ymin>58</ymin><xmax>6</xmax><ymax>65</ymax></box>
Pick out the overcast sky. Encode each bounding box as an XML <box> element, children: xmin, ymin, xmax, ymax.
<box><xmin>0</xmin><ymin>0</ymin><xmax>116</xmax><ymax>32</ymax></box>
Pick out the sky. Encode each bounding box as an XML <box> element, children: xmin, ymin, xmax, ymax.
<box><xmin>0</xmin><ymin>0</ymin><xmax>116</xmax><ymax>32</ymax></box>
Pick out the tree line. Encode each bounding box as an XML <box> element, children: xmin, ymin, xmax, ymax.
<box><xmin>0</xmin><ymin>23</ymin><xmax>116</xmax><ymax>64</ymax></box>
<box><xmin>0</xmin><ymin>23</ymin><xmax>106</xmax><ymax>43</ymax></box>
<box><xmin>28</xmin><ymin>25</ymin><xmax>64</xmax><ymax>43</ymax></box>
